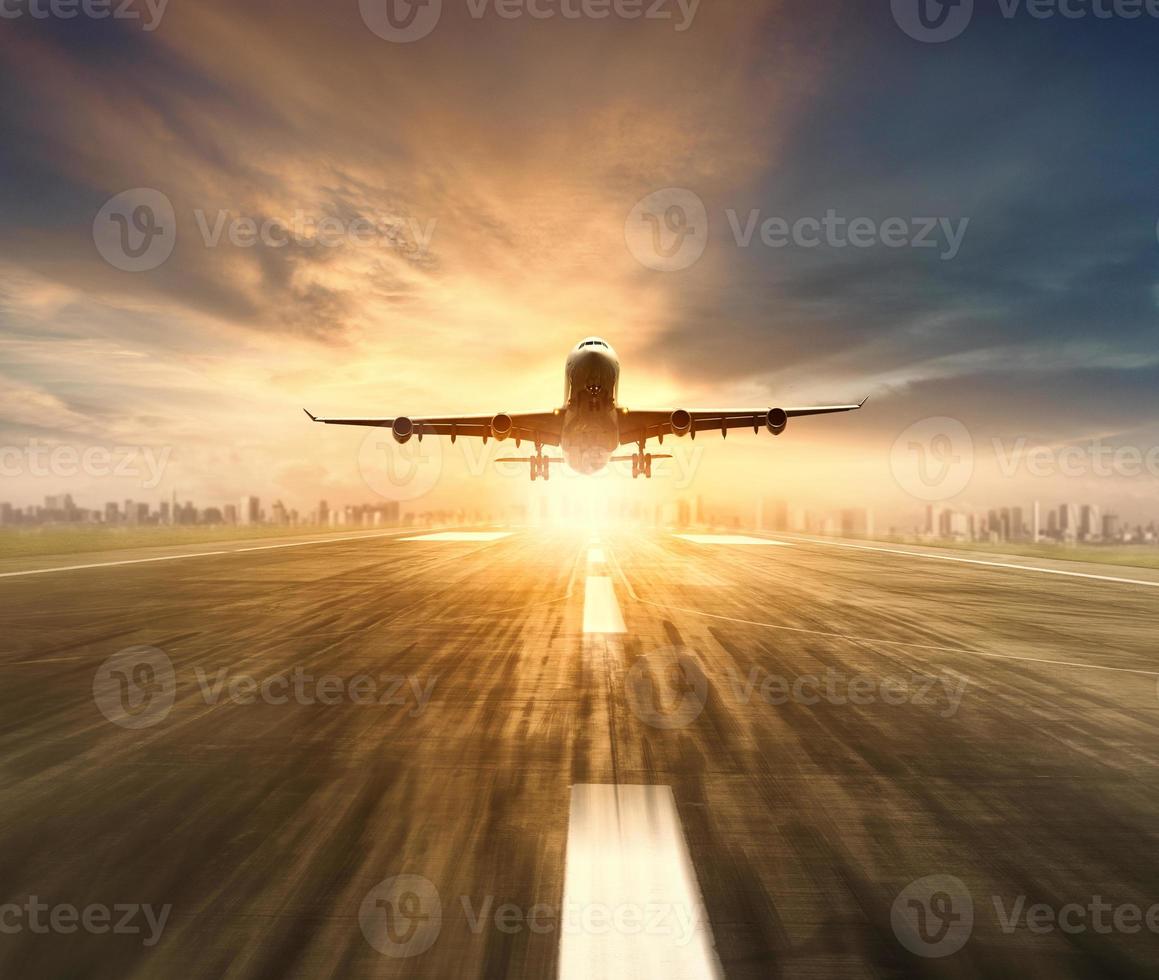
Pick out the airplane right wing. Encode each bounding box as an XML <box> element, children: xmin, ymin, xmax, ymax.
<box><xmin>617</xmin><ymin>398</ymin><xmax>868</xmax><ymax>446</ymax></box>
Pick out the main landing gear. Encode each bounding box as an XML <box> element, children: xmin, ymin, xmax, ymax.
<box><xmin>631</xmin><ymin>453</ymin><xmax>653</xmax><ymax>479</ymax></box>
<box><xmin>530</xmin><ymin>453</ymin><xmax>550</xmax><ymax>481</ymax></box>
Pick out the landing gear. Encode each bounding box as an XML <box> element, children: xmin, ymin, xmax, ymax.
<box><xmin>530</xmin><ymin>452</ymin><xmax>549</xmax><ymax>482</ymax></box>
<box><xmin>631</xmin><ymin>453</ymin><xmax>653</xmax><ymax>479</ymax></box>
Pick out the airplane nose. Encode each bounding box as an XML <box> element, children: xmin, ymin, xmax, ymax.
<box><xmin>572</xmin><ymin>350</ymin><xmax>614</xmax><ymax>397</ymax></box>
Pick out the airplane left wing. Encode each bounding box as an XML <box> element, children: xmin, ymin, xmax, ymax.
<box><xmin>617</xmin><ymin>398</ymin><xmax>867</xmax><ymax>446</ymax></box>
<box><xmin>303</xmin><ymin>409</ymin><xmax>564</xmax><ymax>446</ymax></box>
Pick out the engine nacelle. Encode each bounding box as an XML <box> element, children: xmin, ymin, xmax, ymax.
<box><xmin>670</xmin><ymin>409</ymin><xmax>692</xmax><ymax>436</ymax></box>
<box><xmin>766</xmin><ymin>408</ymin><xmax>788</xmax><ymax>436</ymax></box>
<box><xmin>392</xmin><ymin>416</ymin><xmax>415</xmax><ymax>444</ymax></box>
<box><xmin>491</xmin><ymin>413</ymin><xmax>514</xmax><ymax>441</ymax></box>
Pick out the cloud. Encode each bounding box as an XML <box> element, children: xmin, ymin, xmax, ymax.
<box><xmin>1</xmin><ymin>1</ymin><xmax>1157</xmax><ymax>520</ymax></box>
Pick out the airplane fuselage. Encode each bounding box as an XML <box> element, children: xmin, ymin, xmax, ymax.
<box><xmin>560</xmin><ymin>338</ymin><xmax>622</xmax><ymax>474</ymax></box>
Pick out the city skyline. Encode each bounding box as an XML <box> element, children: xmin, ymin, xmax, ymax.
<box><xmin>8</xmin><ymin>487</ymin><xmax>1159</xmax><ymax>549</ymax></box>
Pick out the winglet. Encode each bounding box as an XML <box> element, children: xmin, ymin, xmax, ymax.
<box><xmin>858</xmin><ymin>396</ymin><xmax>870</xmax><ymax>408</ymax></box>
<box><xmin>303</xmin><ymin>408</ymin><xmax>318</xmax><ymax>422</ymax></box>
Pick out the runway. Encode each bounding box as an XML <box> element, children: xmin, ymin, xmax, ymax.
<box><xmin>1</xmin><ymin>527</ymin><xmax>1158</xmax><ymax>978</ymax></box>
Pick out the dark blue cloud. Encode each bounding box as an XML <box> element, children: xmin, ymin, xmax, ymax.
<box><xmin>647</xmin><ymin>1</ymin><xmax>1159</xmax><ymax>421</ymax></box>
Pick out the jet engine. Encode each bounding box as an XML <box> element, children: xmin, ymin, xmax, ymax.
<box><xmin>670</xmin><ymin>409</ymin><xmax>692</xmax><ymax>436</ymax></box>
<box><xmin>491</xmin><ymin>413</ymin><xmax>514</xmax><ymax>441</ymax></box>
<box><xmin>392</xmin><ymin>417</ymin><xmax>415</xmax><ymax>444</ymax></box>
<box><xmin>766</xmin><ymin>408</ymin><xmax>788</xmax><ymax>436</ymax></box>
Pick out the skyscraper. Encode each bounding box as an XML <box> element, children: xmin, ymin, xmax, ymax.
<box><xmin>239</xmin><ymin>496</ymin><xmax>260</xmax><ymax>526</ymax></box>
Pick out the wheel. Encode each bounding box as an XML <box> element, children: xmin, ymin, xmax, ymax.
<box><xmin>644</xmin><ymin>453</ymin><xmax>653</xmax><ymax>478</ymax></box>
<box><xmin>542</xmin><ymin>457</ymin><xmax>550</xmax><ymax>481</ymax></box>
<box><xmin>631</xmin><ymin>454</ymin><xmax>640</xmax><ymax>479</ymax></box>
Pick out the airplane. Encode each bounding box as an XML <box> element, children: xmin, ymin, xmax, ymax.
<box><xmin>304</xmin><ymin>337</ymin><xmax>866</xmax><ymax>481</ymax></box>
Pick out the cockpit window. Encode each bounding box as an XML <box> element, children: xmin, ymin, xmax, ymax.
<box><xmin>577</xmin><ymin>340</ymin><xmax>608</xmax><ymax>349</ymax></box>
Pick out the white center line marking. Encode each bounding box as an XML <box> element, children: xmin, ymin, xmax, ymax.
<box><xmin>675</xmin><ymin>534</ymin><xmax>788</xmax><ymax>546</ymax></box>
<box><xmin>583</xmin><ymin>576</ymin><xmax>626</xmax><ymax>634</ymax></box>
<box><xmin>559</xmin><ymin>784</ymin><xmax>723</xmax><ymax>980</ymax></box>
<box><xmin>400</xmin><ymin>531</ymin><xmax>512</xmax><ymax>542</ymax></box>
<box><xmin>773</xmin><ymin>534</ymin><xmax>1159</xmax><ymax>588</ymax></box>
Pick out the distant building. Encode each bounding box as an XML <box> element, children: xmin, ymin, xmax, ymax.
<box><xmin>840</xmin><ymin>508</ymin><xmax>874</xmax><ymax>538</ymax></box>
<box><xmin>239</xmin><ymin>496</ymin><xmax>260</xmax><ymax>526</ymax></box>
<box><xmin>761</xmin><ymin>499</ymin><xmax>789</xmax><ymax>532</ymax></box>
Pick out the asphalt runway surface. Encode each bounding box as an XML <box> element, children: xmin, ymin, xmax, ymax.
<box><xmin>2</xmin><ymin>527</ymin><xmax>1158</xmax><ymax>978</ymax></box>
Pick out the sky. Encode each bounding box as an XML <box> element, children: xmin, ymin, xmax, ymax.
<box><xmin>1</xmin><ymin>0</ymin><xmax>1158</xmax><ymax>525</ymax></box>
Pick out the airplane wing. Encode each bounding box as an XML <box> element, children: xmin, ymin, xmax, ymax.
<box><xmin>303</xmin><ymin>409</ymin><xmax>565</xmax><ymax>446</ymax></box>
<box><xmin>617</xmin><ymin>398</ymin><xmax>867</xmax><ymax>446</ymax></box>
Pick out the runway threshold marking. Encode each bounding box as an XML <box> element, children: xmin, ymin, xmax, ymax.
<box><xmin>675</xmin><ymin>534</ymin><xmax>788</xmax><ymax>546</ymax></box>
<box><xmin>583</xmin><ymin>576</ymin><xmax>626</xmax><ymax>634</ymax></box>
<box><xmin>772</xmin><ymin>534</ymin><xmax>1159</xmax><ymax>589</ymax></box>
<box><xmin>558</xmin><ymin>784</ymin><xmax>723</xmax><ymax>980</ymax></box>
<box><xmin>399</xmin><ymin>531</ymin><xmax>512</xmax><ymax>542</ymax></box>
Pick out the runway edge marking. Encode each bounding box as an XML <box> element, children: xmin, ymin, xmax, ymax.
<box><xmin>769</xmin><ymin>533</ymin><xmax>1159</xmax><ymax>589</ymax></box>
<box><xmin>0</xmin><ymin>528</ymin><xmax>443</xmax><ymax>580</ymax></box>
